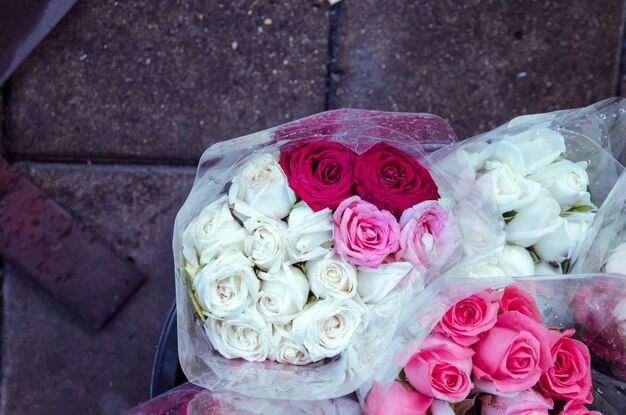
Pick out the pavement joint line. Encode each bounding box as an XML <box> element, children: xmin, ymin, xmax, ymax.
<box><xmin>9</xmin><ymin>155</ymin><xmax>200</xmax><ymax>168</ymax></box>
<box><xmin>13</xmin><ymin>160</ymin><xmax>197</xmax><ymax>175</ymax></box>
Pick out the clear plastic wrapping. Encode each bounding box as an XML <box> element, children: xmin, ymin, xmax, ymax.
<box><xmin>429</xmin><ymin>98</ymin><xmax>626</xmax><ymax>277</ymax></box>
<box><xmin>173</xmin><ymin>110</ymin><xmax>504</xmax><ymax>399</ymax></box>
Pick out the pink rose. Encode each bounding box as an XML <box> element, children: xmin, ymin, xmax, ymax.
<box><xmin>480</xmin><ymin>389</ymin><xmax>554</xmax><ymax>415</ymax></box>
<box><xmin>333</xmin><ymin>196</ymin><xmax>400</xmax><ymax>267</ymax></box>
<box><xmin>539</xmin><ymin>329</ymin><xmax>592</xmax><ymax>403</ymax></box>
<box><xmin>473</xmin><ymin>311</ymin><xmax>551</xmax><ymax>394</ymax></box>
<box><xmin>499</xmin><ymin>285</ymin><xmax>542</xmax><ymax>323</ymax></box>
<box><xmin>559</xmin><ymin>401</ymin><xmax>602</xmax><ymax>415</ymax></box>
<box><xmin>364</xmin><ymin>381</ymin><xmax>432</xmax><ymax>415</ymax></box>
<box><xmin>434</xmin><ymin>289</ymin><xmax>502</xmax><ymax>347</ymax></box>
<box><xmin>395</xmin><ymin>201</ymin><xmax>449</xmax><ymax>267</ymax></box>
<box><xmin>404</xmin><ymin>334</ymin><xmax>474</xmax><ymax>403</ymax></box>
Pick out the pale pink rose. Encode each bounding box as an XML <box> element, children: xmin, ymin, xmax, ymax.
<box><xmin>404</xmin><ymin>334</ymin><xmax>474</xmax><ymax>403</ymax></box>
<box><xmin>434</xmin><ymin>289</ymin><xmax>502</xmax><ymax>346</ymax></box>
<box><xmin>395</xmin><ymin>201</ymin><xmax>448</xmax><ymax>267</ymax></box>
<box><xmin>333</xmin><ymin>195</ymin><xmax>400</xmax><ymax>267</ymax></box>
<box><xmin>540</xmin><ymin>329</ymin><xmax>592</xmax><ymax>403</ymax></box>
<box><xmin>364</xmin><ymin>381</ymin><xmax>432</xmax><ymax>415</ymax></box>
<box><xmin>559</xmin><ymin>400</ymin><xmax>602</xmax><ymax>415</ymax></box>
<box><xmin>499</xmin><ymin>285</ymin><xmax>542</xmax><ymax>323</ymax></box>
<box><xmin>480</xmin><ymin>389</ymin><xmax>554</xmax><ymax>415</ymax></box>
<box><xmin>473</xmin><ymin>311</ymin><xmax>551</xmax><ymax>394</ymax></box>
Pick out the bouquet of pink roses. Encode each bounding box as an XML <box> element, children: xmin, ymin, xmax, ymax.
<box><xmin>173</xmin><ymin>110</ymin><xmax>503</xmax><ymax>399</ymax></box>
<box><xmin>363</xmin><ymin>275</ymin><xmax>626</xmax><ymax>415</ymax></box>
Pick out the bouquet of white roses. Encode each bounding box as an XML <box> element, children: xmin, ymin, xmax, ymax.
<box><xmin>173</xmin><ymin>110</ymin><xmax>503</xmax><ymax>399</ymax></box>
<box><xmin>432</xmin><ymin>98</ymin><xmax>626</xmax><ymax>278</ymax></box>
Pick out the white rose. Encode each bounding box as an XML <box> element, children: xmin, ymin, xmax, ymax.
<box><xmin>529</xmin><ymin>160</ymin><xmax>590</xmax><ymax>207</ymax></box>
<box><xmin>454</xmin><ymin>200</ymin><xmax>505</xmax><ymax>256</ymax></box>
<box><xmin>491</xmin><ymin>128</ymin><xmax>565</xmax><ymax>176</ymax></box>
<box><xmin>285</xmin><ymin>203</ymin><xmax>333</xmax><ymax>262</ymax></box>
<box><xmin>357</xmin><ymin>261</ymin><xmax>414</xmax><ymax>304</ymax></box>
<box><xmin>205</xmin><ymin>307</ymin><xmax>272</xmax><ymax>362</ymax></box>
<box><xmin>229</xmin><ymin>152</ymin><xmax>296</xmax><ymax>220</ymax></box>
<box><xmin>269</xmin><ymin>324</ymin><xmax>312</xmax><ymax>365</ymax></box>
<box><xmin>506</xmin><ymin>197</ymin><xmax>564</xmax><ymax>247</ymax></box>
<box><xmin>495</xmin><ymin>244</ymin><xmax>535</xmax><ymax>276</ymax></box>
<box><xmin>257</xmin><ymin>264</ymin><xmax>309</xmax><ymax>324</ymax></box>
<box><xmin>306</xmin><ymin>255</ymin><xmax>357</xmax><ymax>300</ymax></box>
<box><xmin>181</xmin><ymin>196</ymin><xmax>248</xmax><ymax>270</ymax></box>
<box><xmin>535</xmin><ymin>261</ymin><xmax>562</xmax><ymax>275</ymax></box>
<box><xmin>193</xmin><ymin>251</ymin><xmax>259</xmax><ymax>319</ymax></box>
<box><xmin>243</xmin><ymin>216</ymin><xmax>287</xmax><ymax>273</ymax></box>
<box><xmin>476</xmin><ymin>161</ymin><xmax>541</xmax><ymax>213</ymax></box>
<box><xmin>292</xmin><ymin>298</ymin><xmax>366</xmax><ymax>362</ymax></box>
<box><xmin>459</xmin><ymin>141</ymin><xmax>495</xmax><ymax>174</ymax></box>
<box><xmin>468</xmin><ymin>261</ymin><xmax>506</xmax><ymax>278</ymax></box>
<box><xmin>605</xmin><ymin>241</ymin><xmax>626</xmax><ymax>274</ymax></box>
<box><xmin>533</xmin><ymin>211</ymin><xmax>594</xmax><ymax>262</ymax></box>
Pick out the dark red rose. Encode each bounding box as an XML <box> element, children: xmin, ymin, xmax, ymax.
<box><xmin>499</xmin><ymin>285</ymin><xmax>543</xmax><ymax>322</ymax></box>
<box><xmin>279</xmin><ymin>141</ymin><xmax>355</xmax><ymax>211</ymax></box>
<box><xmin>354</xmin><ymin>142</ymin><xmax>439</xmax><ymax>218</ymax></box>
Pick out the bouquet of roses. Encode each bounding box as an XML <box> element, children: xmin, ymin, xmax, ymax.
<box><xmin>122</xmin><ymin>383</ymin><xmax>361</xmax><ymax>415</ymax></box>
<box><xmin>363</xmin><ymin>275</ymin><xmax>626</xmax><ymax>415</ymax></box>
<box><xmin>432</xmin><ymin>98</ymin><xmax>626</xmax><ymax>278</ymax></box>
<box><xmin>173</xmin><ymin>110</ymin><xmax>503</xmax><ymax>399</ymax></box>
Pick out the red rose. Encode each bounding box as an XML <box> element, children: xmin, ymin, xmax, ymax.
<box><xmin>540</xmin><ymin>328</ymin><xmax>592</xmax><ymax>403</ymax></box>
<box><xmin>434</xmin><ymin>289</ymin><xmax>502</xmax><ymax>346</ymax></box>
<box><xmin>354</xmin><ymin>143</ymin><xmax>439</xmax><ymax>218</ymax></box>
<box><xmin>499</xmin><ymin>285</ymin><xmax>542</xmax><ymax>323</ymax></box>
<box><xmin>473</xmin><ymin>311</ymin><xmax>551</xmax><ymax>394</ymax></box>
<box><xmin>279</xmin><ymin>142</ymin><xmax>354</xmax><ymax>211</ymax></box>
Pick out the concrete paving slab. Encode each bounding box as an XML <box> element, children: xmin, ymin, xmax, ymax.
<box><xmin>334</xmin><ymin>0</ymin><xmax>625</xmax><ymax>138</ymax></box>
<box><xmin>1</xmin><ymin>163</ymin><xmax>194</xmax><ymax>414</ymax></box>
<box><xmin>5</xmin><ymin>0</ymin><xmax>329</xmax><ymax>162</ymax></box>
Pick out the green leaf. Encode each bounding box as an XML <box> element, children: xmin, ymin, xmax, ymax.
<box><xmin>293</xmin><ymin>262</ymin><xmax>307</xmax><ymax>274</ymax></box>
<box><xmin>291</xmin><ymin>200</ymin><xmax>306</xmax><ymax>210</ymax></box>
<box><xmin>306</xmin><ymin>292</ymin><xmax>318</xmax><ymax>305</ymax></box>
<box><xmin>551</xmin><ymin>155</ymin><xmax>565</xmax><ymax>163</ymax></box>
<box><xmin>567</xmin><ymin>205</ymin><xmax>595</xmax><ymax>213</ymax></box>
<box><xmin>503</xmin><ymin>210</ymin><xmax>518</xmax><ymax>224</ymax></box>
<box><xmin>185</xmin><ymin>262</ymin><xmax>198</xmax><ymax>279</ymax></box>
<box><xmin>320</xmin><ymin>240</ymin><xmax>334</xmax><ymax>249</ymax></box>
<box><xmin>451</xmin><ymin>394</ymin><xmax>479</xmax><ymax>415</ymax></box>
<box><xmin>527</xmin><ymin>248</ymin><xmax>541</xmax><ymax>265</ymax></box>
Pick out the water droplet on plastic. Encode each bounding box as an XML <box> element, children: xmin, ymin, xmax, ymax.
<box><xmin>597</xmin><ymin>388</ymin><xmax>604</xmax><ymax>395</ymax></box>
<box><xmin>612</xmin><ymin>113</ymin><xmax>617</xmax><ymax>118</ymax></box>
<box><xmin>620</xmin><ymin>108</ymin><xmax>625</xmax><ymax>114</ymax></box>
<box><xmin>600</xmin><ymin>114</ymin><xmax>607</xmax><ymax>120</ymax></box>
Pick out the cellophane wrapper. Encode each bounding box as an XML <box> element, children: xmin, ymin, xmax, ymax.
<box><xmin>173</xmin><ymin>110</ymin><xmax>504</xmax><ymax>399</ymax></box>
<box><xmin>573</xmin><ymin>167</ymin><xmax>626</xmax><ymax>274</ymax></box>
<box><xmin>122</xmin><ymin>383</ymin><xmax>360</xmax><ymax>415</ymax></box>
<box><xmin>430</xmin><ymin>98</ymin><xmax>626</xmax><ymax>271</ymax></box>
<box><xmin>359</xmin><ymin>273</ymin><xmax>626</xmax><ymax>415</ymax></box>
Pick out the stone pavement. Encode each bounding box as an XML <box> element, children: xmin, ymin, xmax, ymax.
<box><xmin>1</xmin><ymin>0</ymin><xmax>626</xmax><ymax>413</ymax></box>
